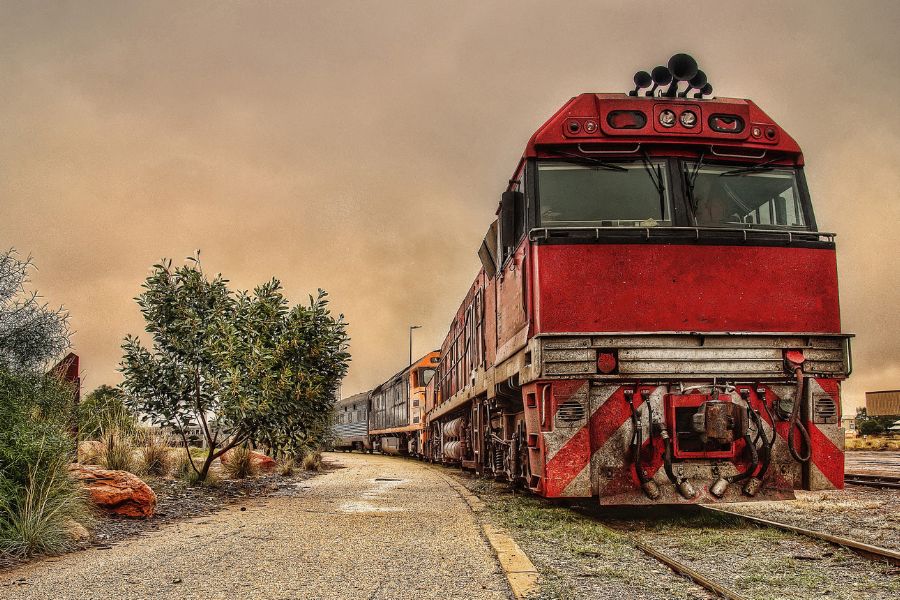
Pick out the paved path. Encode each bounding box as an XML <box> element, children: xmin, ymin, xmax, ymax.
<box><xmin>1</xmin><ymin>453</ymin><xmax>511</xmax><ymax>599</ymax></box>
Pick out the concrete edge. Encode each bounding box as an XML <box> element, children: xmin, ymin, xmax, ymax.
<box><xmin>426</xmin><ymin>465</ymin><xmax>539</xmax><ymax>599</ymax></box>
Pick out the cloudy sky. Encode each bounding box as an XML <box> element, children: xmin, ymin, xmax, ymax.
<box><xmin>1</xmin><ymin>1</ymin><xmax>897</xmax><ymax>410</ymax></box>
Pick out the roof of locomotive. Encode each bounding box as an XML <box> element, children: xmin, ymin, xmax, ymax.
<box><xmin>525</xmin><ymin>93</ymin><xmax>801</xmax><ymax>159</ymax></box>
<box><xmin>370</xmin><ymin>350</ymin><xmax>441</xmax><ymax>395</ymax></box>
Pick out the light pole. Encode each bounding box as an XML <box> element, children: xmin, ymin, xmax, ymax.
<box><xmin>409</xmin><ymin>325</ymin><xmax>422</xmax><ymax>365</ymax></box>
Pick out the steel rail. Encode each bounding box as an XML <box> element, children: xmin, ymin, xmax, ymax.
<box><xmin>844</xmin><ymin>472</ymin><xmax>900</xmax><ymax>490</ymax></box>
<box><xmin>595</xmin><ymin>520</ymin><xmax>748</xmax><ymax>600</ymax></box>
<box><xmin>700</xmin><ymin>506</ymin><xmax>900</xmax><ymax>566</ymax></box>
<box><xmin>629</xmin><ymin>537</ymin><xmax>748</xmax><ymax>600</ymax></box>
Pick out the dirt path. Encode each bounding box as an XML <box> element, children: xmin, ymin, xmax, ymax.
<box><xmin>0</xmin><ymin>453</ymin><xmax>512</xmax><ymax>599</ymax></box>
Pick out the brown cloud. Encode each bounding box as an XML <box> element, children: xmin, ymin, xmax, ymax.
<box><xmin>1</xmin><ymin>1</ymin><xmax>898</xmax><ymax>411</ymax></box>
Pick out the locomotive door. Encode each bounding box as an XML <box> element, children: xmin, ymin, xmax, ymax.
<box><xmin>496</xmin><ymin>241</ymin><xmax>528</xmax><ymax>352</ymax></box>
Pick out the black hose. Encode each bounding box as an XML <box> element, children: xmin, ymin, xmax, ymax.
<box><xmin>787</xmin><ymin>368</ymin><xmax>812</xmax><ymax>463</ymax></box>
<box><xmin>661</xmin><ymin>433</ymin><xmax>682</xmax><ymax>486</ymax></box>
<box><xmin>626</xmin><ymin>393</ymin><xmax>652</xmax><ymax>485</ymax></box>
<box><xmin>752</xmin><ymin>405</ymin><xmax>775</xmax><ymax>480</ymax></box>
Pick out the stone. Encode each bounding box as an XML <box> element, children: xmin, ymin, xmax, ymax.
<box><xmin>64</xmin><ymin>519</ymin><xmax>91</xmax><ymax>543</ymax></box>
<box><xmin>219</xmin><ymin>449</ymin><xmax>277</xmax><ymax>473</ymax></box>
<box><xmin>68</xmin><ymin>464</ymin><xmax>157</xmax><ymax>518</ymax></box>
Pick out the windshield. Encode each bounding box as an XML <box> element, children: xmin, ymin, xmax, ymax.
<box><xmin>537</xmin><ymin>160</ymin><xmax>671</xmax><ymax>227</ymax></box>
<box><xmin>685</xmin><ymin>164</ymin><xmax>807</xmax><ymax>228</ymax></box>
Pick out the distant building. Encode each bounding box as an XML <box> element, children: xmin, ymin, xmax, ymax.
<box><xmin>842</xmin><ymin>415</ymin><xmax>857</xmax><ymax>437</ymax></box>
<box><xmin>865</xmin><ymin>390</ymin><xmax>900</xmax><ymax>417</ymax></box>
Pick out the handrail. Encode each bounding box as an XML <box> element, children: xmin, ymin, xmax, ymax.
<box><xmin>529</xmin><ymin>226</ymin><xmax>835</xmax><ymax>243</ymax></box>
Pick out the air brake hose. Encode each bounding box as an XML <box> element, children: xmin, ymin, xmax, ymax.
<box><xmin>710</xmin><ymin>406</ymin><xmax>760</xmax><ymax>497</ymax></box>
<box><xmin>625</xmin><ymin>392</ymin><xmax>659</xmax><ymax>499</ymax></box>
<box><xmin>787</xmin><ymin>367</ymin><xmax>812</xmax><ymax>463</ymax></box>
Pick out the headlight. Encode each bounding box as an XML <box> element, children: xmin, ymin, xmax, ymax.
<box><xmin>659</xmin><ymin>109</ymin><xmax>676</xmax><ymax>128</ymax></box>
<box><xmin>679</xmin><ymin>110</ymin><xmax>697</xmax><ymax>128</ymax></box>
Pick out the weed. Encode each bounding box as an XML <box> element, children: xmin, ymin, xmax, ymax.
<box><xmin>0</xmin><ymin>440</ymin><xmax>93</xmax><ymax>558</ymax></box>
<box><xmin>138</xmin><ymin>429</ymin><xmax>172</xmax><ymax>477</ymax></box>
<box><xmin>98</xmin><ymin>428</ymin><xmax>135</xmax><ymax>472</ymax></box>
<box><xmin>224</xmin><ymin>444</ymin><xmax>257</xmax><ymax>479</ymax></box>
<box><xmin>301</xmin><ymin>451</ymin><xmax>323</xmax><ymax>471</ymax></box>
<box><xmin>279</xmin><ymin>457</ymin><xmax>296</xmax><ymax>477</ymax></box>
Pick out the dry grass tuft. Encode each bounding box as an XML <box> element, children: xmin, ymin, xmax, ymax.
<box><xmin>845</xmin><ymin>436</ymin><xmax>900</xmax><ymax>451</ymax></box>
<box><xmin>138</xmin><ymin>429</ymin><xmax>173</xmax><ymax>477</ymax></box>
<box><xmin>224</xmin><ymin>445</ymin><xmax>258</xmax><ymax>479</ymax></box>
<box><xmin>98</xmin><ymin>428</ymin><xmax>135</xmax><ymax>472</ymax></box>
<box><xmin>279</xmin><ymin>457</ymin><xmax>296</xmax><ymax>477</ymax></box>
<box><xmin>301</xmin><ymin>451</ymin><xmax>323</xmax><ymax>472</ymax></box>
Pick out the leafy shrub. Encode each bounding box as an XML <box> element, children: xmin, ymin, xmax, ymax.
<box><xmin>138</xmin><ymin>429</ymin><xmax>172</xmax><ymax>477</ymax></box>
<box><xmin>857</xmin><ymin>420</ymin><xmax>886</xmax><ymax>436</ymax></box>
<box><xmin>77</xmin><ymin>385</ymin><xmax>137</xmax><ymax>440</ymax></box>
<box><xmin>301</xmin><ymin>451</ymin><xmax>323</xmax><ymax>472</ymax></box>
<box><xmin>0</xmin><ymin>370</ymin><xmax>91</xmax><ymax>558</ymax></box>
<box><xmin>98</xmin><ymin>428</ymin><xmax>135</xmax><ymax>472</ymax></box>
<box><xmin>224</xmin><ymin>445</ymin><xmax>257</xmax><ymax>479</ymax></box>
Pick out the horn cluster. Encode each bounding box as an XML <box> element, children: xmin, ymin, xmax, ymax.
<box><xmin>630</xmin><ymin>53</ymin><xmax>713</xmax><ymax>99</ymax></box>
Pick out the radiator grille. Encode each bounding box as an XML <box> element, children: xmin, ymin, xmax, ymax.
<box><xmin>557</xmin><ymin>399</ymin><xmax>586</xmax><ymax>423</ymax></box>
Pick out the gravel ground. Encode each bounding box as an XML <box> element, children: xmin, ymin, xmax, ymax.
<box><xmin>724</xmin><ymin>487</ymin><xmax>900</xmax><ymax>552</ymax></box>
<box><xmin>446</xmin><ymin>471</ymin><xmax>716</xmax><ymax>600</ymax></box>
<box><xmin>0</xmin><ymin>453</ymin><xmax>511</xmax><ymax>600</ymax></box>
<box><xmin>450</xmin><ymin>469</ymin><xmax>900</xmax><ymax>600</ymax></box>
<box><xmin>628</xmin><ymin>512</ymin><xmax>900</xmax><ymax>600</ymax></box>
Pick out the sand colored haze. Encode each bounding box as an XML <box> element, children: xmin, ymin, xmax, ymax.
<box><xmin>1</xmin><ymin>1</ymin><xmax>898</xmax><ymax>411</ymax></box>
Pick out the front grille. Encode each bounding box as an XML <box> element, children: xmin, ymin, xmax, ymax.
<box><xmin>813</xmin><ymin>395</ymin><xmax>838</xmax><ymax>424</ymax></box>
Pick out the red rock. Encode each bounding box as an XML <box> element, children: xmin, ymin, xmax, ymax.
<box><xmin>219</xmin><ymin>449</ymin><xmax>277</xmax><ymax>473</ymax></box>
<box><xmin>68</xmin><ymin>464</ymin><xmax>157</xmax><ymax>518</ymax></box>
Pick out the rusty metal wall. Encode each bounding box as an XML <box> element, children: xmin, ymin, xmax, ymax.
<box><xmin>866</xmin><ymin>390</ymin><xmax>900</xmax><ymax>416</ymax></box>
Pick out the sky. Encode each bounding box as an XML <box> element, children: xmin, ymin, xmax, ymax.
<box><xmin>1</xmin><ymin>1</ymin><xmax>898</xmax><ymax>411</ymax></box>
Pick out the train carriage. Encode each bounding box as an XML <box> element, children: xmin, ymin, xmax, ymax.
<box><xmin>333</xmin><ymin>391</ymin><xmax>372</xmax><ymax>452</ymax></box>
<box><xmin>424</xmin><ymin>54</ymin><xmax>851</xmax><ymax>505</ymax></box>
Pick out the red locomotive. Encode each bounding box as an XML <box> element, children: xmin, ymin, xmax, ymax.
<box><xmin>422</xmin><ymin>54</ymin><xmax>851</xmax><ymax>504</ymax></box>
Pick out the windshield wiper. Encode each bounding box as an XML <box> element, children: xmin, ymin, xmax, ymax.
<box><xmin>640</xmin><ymin>151</ymin><xmax>666</xmax><ymax>218</ymax></box>
<box><xmin>720</xmin><ymin>156</ymin><xmax>787</xmax><ymax>176</ymax></box>
<box><xmin>547</xmin><ymin>149</ymin><xmax>627</xmax><ymax>172</ymax></box>
<box><xmin>684</xmin><ymin>152</ymin><xmax>705</xmax><ymax>215</ymax></box>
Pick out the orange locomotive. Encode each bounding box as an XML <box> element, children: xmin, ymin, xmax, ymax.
<box><xmin>420</xmin><ymin>54</ymin><xmax>850</xmax><ymax>505</ymax></box>
<box><xmin>368</xmin><ymin>351</ymin><xmax>440</xmax><ymax>456</ymax></box>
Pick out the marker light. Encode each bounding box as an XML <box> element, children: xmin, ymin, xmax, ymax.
<box><xmin>679</xmin><ymin>110</ymin><xmax>697</xmax><ymax>128</ymax></box>
<box><xmin>659</xmin><ymin>109</ymin><xmax>676</xmax><ymax>128</ymax></box>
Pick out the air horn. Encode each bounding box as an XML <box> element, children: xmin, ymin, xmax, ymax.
<box><xmin>664</xmin><ymin>53</ymin><xmax>698</xmax><ymax>97</ymax></box>
<box><xmin>630</xmin><ymin>70</ymin><xmax>652</xmax><ymax>96</ymax></box>
<box><xmin>694</xmin><ymin>83</ymin><xmax>713</xmax><ymax>99</ymax></box>
<box><xmin>646</xmin><ymin>65</ymin><xmax>672</xmax><ymax>97</ymax></box>
<box><xmin>679</xmin><ymin>70</ymin><xmax>706</xmax><ymax>98</ymax></box>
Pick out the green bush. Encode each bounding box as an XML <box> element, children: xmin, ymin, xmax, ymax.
<box><xmin>77</xmin><ymin>385</ymin><xmax>137</xmax><ymax>440</ymax></box>
<box><xmin>858</xmin><ymin>420</ymin><xmax>886</xmax><ymax>436</ymax></box>
<box><xmin>0</xmin><ymin>370</ymin><xmax>91</xmax><ymax>557</ymax></box>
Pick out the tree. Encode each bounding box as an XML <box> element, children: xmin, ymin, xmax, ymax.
<box><xmin>120</xmin><ymin>256</ymin><xmax>350</xmax><ymax>482</ymax></box>
<box><xmin>0</xmin><ymin>249</ymin><xmax>70</xmax><ymax>371</ymax></box>
<box><xmin>858</xmin><ymin>419</ymin><xmax>886</xmax><ymax>436</ymax></box>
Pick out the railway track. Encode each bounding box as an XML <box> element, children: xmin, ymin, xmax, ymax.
<box><xmin>700</xmin><ymin>505</ymin><xmax>900</xmax><ymax>566</ymax></box>
<box><xmin>625</xmin><ymin>534</ymin><xmax>748</xmax><ymax>600</ymax></box>
<box><xmin>844</xmin><ymin>472</ymin><xmax>900</xmax><ymax>490</ymax></box>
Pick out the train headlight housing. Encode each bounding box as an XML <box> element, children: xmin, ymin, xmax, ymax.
<box><xmin>679</xmin><ymin>110</ymin><xmax>697</xmax><ymax>128</ymax></box>
<box><xmin>659</xmin><ymin>109</ymin><xmax>676</xmax><ymax>128</ymax></box>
